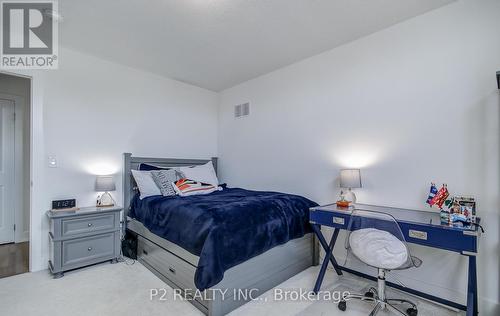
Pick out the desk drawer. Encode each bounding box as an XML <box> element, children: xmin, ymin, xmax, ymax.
<box><xmin>62</xmin><ymin>233</ymin><xmax>115</xmax><ymax>267</ymax></box>
<box><xmin>310</xmin><ymin>209</ymin><xmax>350</xmax><ymax>229</ymax></box>
<box><xmin>400</xmin><ymin>223</ymin><xmax>477</xmax><ymax>253</ymax></box>
<box><xmin>138</xmin><ymin>236</ymin><xmax>196</xmax><ymax>290</ymax></box>
<box><xmin>62</xmin><ymin>214</ymin><xmax>116</xmax><ymax>237</ymax></box>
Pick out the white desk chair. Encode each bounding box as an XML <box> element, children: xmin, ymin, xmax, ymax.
<box><xmin>338</xmin><ymin>209</ymin><xmax>422</xmax><ymax>316</ymax></box>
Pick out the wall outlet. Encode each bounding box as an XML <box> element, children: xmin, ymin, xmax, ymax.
<box><xmin>48</xmin><ymin>156</ymin><xmax>58</xmax><ymax>168</ymax></box>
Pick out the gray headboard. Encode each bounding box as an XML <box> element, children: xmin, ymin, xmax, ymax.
<box><xmin>123</xmin><ymin>153</ymin><xmax>218</xmax><ymax>220</ymax></box>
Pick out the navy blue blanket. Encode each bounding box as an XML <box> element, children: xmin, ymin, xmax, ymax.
<box><xmin>129</xmin><ymin>187</ymin><xmax>317</xmax><ymax>290</ymax></box>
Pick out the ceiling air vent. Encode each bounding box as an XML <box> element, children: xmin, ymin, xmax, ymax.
<box><xmin>234</xmin><ymin>102</ymin><xmax>250</xmax><ymax>118</ymax></box>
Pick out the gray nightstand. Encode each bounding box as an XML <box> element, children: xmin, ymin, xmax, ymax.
<box><xmin>47</xmin><ymin>206</ymin><xmax>122</xmax><ymax>278</ymax></box>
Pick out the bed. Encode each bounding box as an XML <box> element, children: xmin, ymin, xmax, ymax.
<box><xmin>123</xmin><ymin>153</ymin><xmax>320</xmax><ymax>316</ymax></box>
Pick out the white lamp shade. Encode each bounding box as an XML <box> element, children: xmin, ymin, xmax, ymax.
<box><xmin>95</xmin><ymin>176</ymin><xmax>116</xmax><ymax>192</ymax></box>
<box><xmin>339</xmin><ymin>169</ymin><xmax>362</xmax><ymax>189</ymax></box>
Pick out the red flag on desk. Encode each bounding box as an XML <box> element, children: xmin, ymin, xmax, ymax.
<box><xmin>430</xmin><ymin>184</ymin><xmax>449</xmax><ymax>209</ymax></box>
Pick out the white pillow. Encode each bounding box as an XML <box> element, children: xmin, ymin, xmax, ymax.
<box><xmin>179</xmin><ymin>161</ymin><xmax>219</xmax><ymax>186</ymax></box>
<box><xmin>131</xmin><ymin>170</ymin><xmax>161</xmax><ymax>199</ymax></box>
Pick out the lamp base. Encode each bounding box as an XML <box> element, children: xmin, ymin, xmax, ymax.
<box><xmin>97</xmin><ymin>192</ymin><xmax>115</xmax><ymax>207</ymax></box>
<box><xmin>344</xmin><ymin>189</ymin><xmax>357</xmax><ymax>204</ymax></box>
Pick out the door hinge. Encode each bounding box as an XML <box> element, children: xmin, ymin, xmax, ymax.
<box><xmin>13</xmin><ymin>224</ymin><xmax>16</xmax><ymax>231</ymax></box>
<box><xmin>13</xmin><ymin>112</ymin><xmax>16</xmax><ymax>121</ymax></box>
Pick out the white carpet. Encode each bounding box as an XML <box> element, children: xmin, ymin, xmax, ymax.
<box><xmin>0</xmin><ymin>261</ymin><xmax>462</xmax><ymax>316</ymax></box>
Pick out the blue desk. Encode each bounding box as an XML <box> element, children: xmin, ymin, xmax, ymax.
<box><xmin>309</xmin><ymin>203</ymin><xmax>481</xmax><ymax>316</ymax></box>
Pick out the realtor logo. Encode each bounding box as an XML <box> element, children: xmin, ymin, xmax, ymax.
<box><xmin>1</xmin><ymin>1</ymin><xmax>58</xmax><ymax>69</ymax></box>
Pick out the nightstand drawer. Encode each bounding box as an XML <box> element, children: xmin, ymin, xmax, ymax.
<box><xmin>61</xmin><ymin>214</ymin><xmax>115</xmax><ymax>237</ymax></box>
<box><xmin>62</xmin><ymin>233</ymin><xmax>115</xmax><ymax>267</ymax></box>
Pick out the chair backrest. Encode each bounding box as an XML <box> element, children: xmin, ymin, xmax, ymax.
<box><xmin>345</xmin><ymin>209</ymin><xmax>420</xmax><ymax>270</ymax></box>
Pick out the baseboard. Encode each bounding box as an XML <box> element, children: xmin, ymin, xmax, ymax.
<box><xmin>34</xmin><ymin>257</ymin><xmax>49</xmax><ymax>272</ymax></box>
<box><xmin>14</xmin><ymin>230</ymin><xmax>29</xmax><ymax>243</ymax></box>
<box><xmin>480</xmin><ymin>297</ymin><xmax>500</xmax><ymax>315</ymax></box>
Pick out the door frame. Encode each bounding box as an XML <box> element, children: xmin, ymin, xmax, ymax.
<box><xmin>0</xmin><ymin>99</ymin><xmax>15</xmax><ymax>243</ymax></box>
<box><xmin>0</xmin><ymin>93</ymin><xmax>27</xmax><ymax>243</ymax></box>
<box><xmin>0</xmin><ymin>70</ymin><xmax>33</xmax><ymax>272</ymax></box>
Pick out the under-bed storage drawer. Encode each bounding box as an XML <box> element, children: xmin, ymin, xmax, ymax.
<box><xmin>138</xmin><ymin>236</ymin><xmax>197</xmax><ymax>291</ymax></box>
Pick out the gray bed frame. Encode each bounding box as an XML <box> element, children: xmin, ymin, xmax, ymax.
<box><xmin>123</xmin><ymin>153</ymin><xmax>319</xmax><ymax>316</ymax></box>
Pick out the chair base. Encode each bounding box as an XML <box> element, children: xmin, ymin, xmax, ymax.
<box><xmin>338</xmin><ymin>294</ymin><xmax>418</xmax><ymax>316</ymax></box>
<box><xmin>338</xmin><ymin>269</ymin><xmax>418</xmax><ymax>316</ymax></box>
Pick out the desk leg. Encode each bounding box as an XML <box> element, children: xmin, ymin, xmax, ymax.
<box><xmin>466</xmin><ymin>255</ymin><xmax>478</xmax><ymax>316</ymax></box>
<box><xmin>313</xmin><ymin>226</ymin><xmax>342</xmax><ymax>293</ymax></box>
<box><xmin>312</xmin><ymin>225</ymin><xmax>343</xmax><ymax>275</ymax></box>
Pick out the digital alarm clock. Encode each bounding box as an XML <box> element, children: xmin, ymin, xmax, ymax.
<box><xmin>52</xmin><ymin>199</ymin><xmax>76</xmax><ymax>210</ymax></box>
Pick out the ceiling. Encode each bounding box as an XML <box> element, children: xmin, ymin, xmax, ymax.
<box><xmin>59</xmin><ymin>0</ymin><xmax>454</xmax><ymax>91</ymax></box>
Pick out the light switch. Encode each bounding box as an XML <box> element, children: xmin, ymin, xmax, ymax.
<box><xmin>48</xmin><ymin>156</ymin><xmax>58</xmax><ymax>168</ymax></box>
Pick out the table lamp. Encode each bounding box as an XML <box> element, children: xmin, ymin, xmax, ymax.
<box><xmin>95</xmin><ymin>175</ymin><xmax>116</xmax><ymax>207</ymax></box>
<box><xmin>339</xmin><ymin>169</ymin><xmax>362</xmax><ymax>204</ymax></box>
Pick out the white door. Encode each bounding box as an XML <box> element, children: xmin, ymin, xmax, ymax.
<box><xmin>0</xmin><ymin>100</ymin><xmax>15</xmax><ymax>244</ymax></box>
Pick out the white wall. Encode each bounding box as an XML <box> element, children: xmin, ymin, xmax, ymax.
<box><xmin>4</xmin><ymin>47</ymin><xmax>219</xmax><ymax>273</ymax></box>
<box><xmin>42</xmin><ymin>48</ymin><xmax>218</xmax><ymax>206</ymax></box>
<box><xmin>218</xmin><ymin>0</ymin><xmax>500</xmax><ymax>313</ymax></box>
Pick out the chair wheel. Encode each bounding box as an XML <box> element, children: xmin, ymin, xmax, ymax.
<box><xmin>407</xmin><ymin>307</ymin><xmax>418</xmax><ymax>316</ymax></box>
<box><xmin>338</xmin><ymin>300</ymin><xmax>347</xmax><ymax>311</ymax></box>
<box><xmin>364</xmin><ymin>291</ymin><xmax>374</xmax><ymax>298</ymax></box>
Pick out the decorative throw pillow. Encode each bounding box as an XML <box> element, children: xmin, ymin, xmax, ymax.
<box><xmin>178</xmin><ymin>161</ymin><xmax>219</xmax><ymax>186</ymax></box>
<box><xmin>131</xmin><ymin>170</ymin><xmax>162</xmax><ymax>199</ymax></box>
<box><xmin>151</xmin><ymin>169</ymin><xmax>178</xmax><ymax>197</ymax></box>
<box><xmin>172</xmin><ymin>178</ymin><xmax>221</xmax><ymax>197</ymax></box>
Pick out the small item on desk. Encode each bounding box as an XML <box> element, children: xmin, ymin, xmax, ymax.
<box><xmin>451</xmin><ymin>213</ymin><xmax>469</xmax><ymax>225</ymax></box>
<box><xmin>451</xmin><ymin>196</ymin><xmax>476</xmax><ymax>228</ymax></box>
<box><xmin>430</xmin><ymin>184</ymin><xmax>449</xmax><ymax>209</ymax></box>
<box><xmin>339</xmin><ymin>169</ymin><xmax>361</xmax><ymax>203</ymax></box>
<box><xmin>455</xmin><ymin>196</ymin><xmax>476</xmax><ymax>223</ymax></box>
<box><xmin>336</xmin><ymin>190</ymin><xmax>351</xmax><ymax>208</ymax></box>
<box><xmin>336</xmin><ymin>200</ymin><xmax>350</xmax><ymax>208</ymax></box>
<box><xmin>426</xmin><ymin>183</ymin><xmax>438</xmax><ymax>207</ymax></box>
<box><xmin>441</xmin><ymin>197</ymin><xmax>455</xmax><ymax>226</ymax></box>
<box><xmin>440</xmin><ymin>208</ymin><xmax>450</xmax><ymax>226</ymax></box>
<box><xmin>440</xmin><ymin>195</ymin><xmax>477</xmax><ymax>228</ymax></box>
<box><xmin>426</xmin><ymin>183</ymin><xmax>450</xmax><ymax>209</ymax></box>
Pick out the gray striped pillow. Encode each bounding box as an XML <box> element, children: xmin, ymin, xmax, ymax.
<box><xmin>151</xmin><ymin>169</ymin><xmax>179</xmax><ymax>196</ymax></box>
